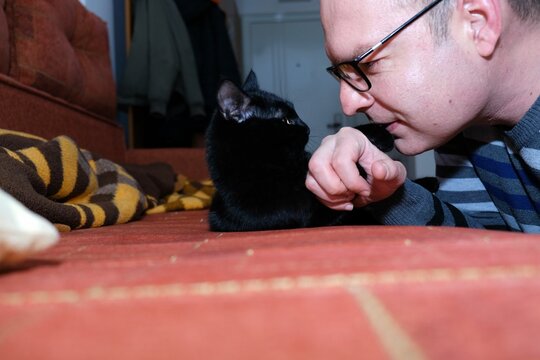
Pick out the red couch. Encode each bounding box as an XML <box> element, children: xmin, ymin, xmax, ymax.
<box><xmin>2</xmin><ymin>1</ymin><xmax>540</xmax><ymax>359</ymax></box>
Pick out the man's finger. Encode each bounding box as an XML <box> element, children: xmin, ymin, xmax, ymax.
<box><xmin>331</xmin><ymin>129</ymin><xmax>371</xmax><ymax>194</ymax></box>
<box><xmin>372</xmin><ymin>160</ymin><xmax>407</xmax><ymax>183</ymax></box>
<box><xmin>306</xmin><ymin>174</ymin><xmax>356</xmax><ymax>207</ymax></box>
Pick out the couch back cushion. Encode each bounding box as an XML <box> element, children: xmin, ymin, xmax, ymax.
<box><xmin>5</xmin><ymin>0</ymin><xmax>116</xmax><ymax>118</ymax></box>
<box><xmin>0</xmin><ymin>0</ymin><xmax>8</xmax><ymax>74</ymax></box>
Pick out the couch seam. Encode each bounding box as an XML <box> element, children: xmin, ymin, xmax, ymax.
<box><xmin>347</xmin><ymin>285</ymin><xmax>427</xmax><ymax>360</ymax></box>
<box><xmin>1</xmin><ymin>264</ymin><xmax>539</xmax><ymax>306</ymax></box>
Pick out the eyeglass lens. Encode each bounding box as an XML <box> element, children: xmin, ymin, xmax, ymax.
<box><xmin>336</xmin><ymin>63</ymin><xmax>370</xmax><ymax>91</ymax></box>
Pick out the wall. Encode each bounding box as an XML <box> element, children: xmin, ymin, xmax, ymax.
<box><xmin>79</xmin><ymin>0</ymin><xmax>117</xmax><ymax>80</ymax></box>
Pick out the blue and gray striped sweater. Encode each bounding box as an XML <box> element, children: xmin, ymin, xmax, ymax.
<box><xmin>369</xmin><ymin>96</ymin><xmax>540</xmax><ymax>233</ymax></box>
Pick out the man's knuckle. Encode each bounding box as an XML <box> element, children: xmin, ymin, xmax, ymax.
<box><xmin>326</xmin><ymin>184</ymin><xmax>343</xmax><ymax>196</ymax></box>
<box><xmin>308</xmin><ymin>158</ymin><xmax>324</xmax><ymax>174</ymax></box>
<box><xmin>333</xmin><ymin>156</ymin><xmax>350</xmax><ymax>170</ymax></box>
<box><xmin>305</xmin><ymin>177</ymin><xmax>316</xmax><ymax>190</ymax></box>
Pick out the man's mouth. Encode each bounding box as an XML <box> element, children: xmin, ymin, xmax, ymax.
<box><xmin>367</xmin><ymin>117</ymin><xmax>396</xmax><ymax>132</ymax></box>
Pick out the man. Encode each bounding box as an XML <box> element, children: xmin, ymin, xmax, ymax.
<box><xmin>306</xmin><ymin>0</ymin><xmax>540</xmax><ymax>232</ymax></box>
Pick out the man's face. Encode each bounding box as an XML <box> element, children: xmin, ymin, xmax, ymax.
<box><xmin>321</xmin><ymin>0</ymin><xmax>490</xmax><ymax>155</ymax></box>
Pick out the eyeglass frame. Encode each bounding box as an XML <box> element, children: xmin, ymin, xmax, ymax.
<box><xmin>326</xmin><ymin>0</ymin><xmax>445</xmax><ymax>92</ymax></box>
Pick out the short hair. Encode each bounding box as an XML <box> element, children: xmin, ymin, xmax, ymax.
<box><xmin>508</xmin><ymin>0</ymin><xmax>540</xmax><ymax>23</ymax></box>
<box><xmin>390</xmin><ymin>0</ymin><xmax>454</xmax><ymax>42</ymax></box>
<box><xmin>401</xmin><ymin>0</ymin><xmax>540</xmax><ymax>42</ymax></box>
<box><xmin>425</xmin><ymin>0</ymin><xmax>455</xmax><ymax>41</ymax></box>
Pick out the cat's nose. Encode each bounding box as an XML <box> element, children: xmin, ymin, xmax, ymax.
<box><xmin>298</xmin><ymin>119</ymin><xmax>310</xmax><ymax>134</ymax></box>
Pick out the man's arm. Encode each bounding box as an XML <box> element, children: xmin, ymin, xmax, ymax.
<box><xmin>306</xmin><ymin>127</ymin><xmax>508</xmax><ymax>229</ymax></box>
<box><xmin>365</xmin><ymin>135</ymin><xmax>509</xmax><ymax>229</ymax></box>
<box><xmin>365</xmin><ymin>178</ymin><xmax>508</xmax><ymax>229</ymax></box>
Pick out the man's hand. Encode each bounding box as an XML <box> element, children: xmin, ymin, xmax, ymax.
<box><xmin>305</xmin><ymin>127</ymin><xmax>407</xmax><ymax>211</ymax></box>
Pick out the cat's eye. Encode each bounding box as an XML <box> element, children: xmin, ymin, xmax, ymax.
<box><xmin>282</xmin><ymin>117</ymin><xmax>293</xmax><ymax>125</ymax></box>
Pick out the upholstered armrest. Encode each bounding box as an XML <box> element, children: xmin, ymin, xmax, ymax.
<box><xmin>0</xmin><ymin>73</ymin><xmax>125</xmax><ymax>162</ymax></box>
<box><xmin>0</xmin><ymin>0</ymin><xmax>8</xmax><ymax>75</ymax></box>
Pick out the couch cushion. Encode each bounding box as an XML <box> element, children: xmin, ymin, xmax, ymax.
<box><xmin>2</xmin><ymin>212</ymin><xmax>540</xmax><ymax>359</ymax></box>
<box><xmin>5</xmin><ymin>0</ymin><xmax>115</xmax><ymax>118</ymax></box>
<box><xmin>0</xmin><ymin>0</ymin><xmax>8</xmax><ymax>74</ymax></box>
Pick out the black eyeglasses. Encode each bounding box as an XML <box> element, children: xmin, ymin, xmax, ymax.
<box><xmin>326</xmin><ymin>0</ymin><xmax>444</xmax><ymax>92</ymax></box>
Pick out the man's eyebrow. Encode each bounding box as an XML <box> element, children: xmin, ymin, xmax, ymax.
<box><xmin>328</xmin><ymin>44</ymin><xmax>374</xmax><ymax>65</ymax></box>
<box><xmin>351</xmin><ymin>45</ymin><xmax>374</xmax><ymax>60</ymax></box>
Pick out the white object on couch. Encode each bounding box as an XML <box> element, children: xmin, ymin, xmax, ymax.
<box><xmin>0</xmin><ymin>188</ymin><xmax>59</xmax><ymax>266</ymax></box>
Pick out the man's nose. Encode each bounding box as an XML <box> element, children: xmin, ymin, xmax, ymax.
<box><xmin>339</xmin><ymin>81</ymin><xmax>375</xmax><ymax>116</ymax></box>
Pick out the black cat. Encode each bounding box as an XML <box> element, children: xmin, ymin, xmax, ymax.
<box><xmin>205</xmin><ymin>71</ymin><xmax>394</xmax><ymax>232</ymax></box>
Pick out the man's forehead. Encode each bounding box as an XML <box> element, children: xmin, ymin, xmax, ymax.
<box><xmin>321</xmin><ymin>0</ymin><xmax>412</xmax><ymax>63</ymax></box>
<box><xmin>322</xmin><ymin>22</ymin><xmax>389</xmax><ymax>64</ymax></box>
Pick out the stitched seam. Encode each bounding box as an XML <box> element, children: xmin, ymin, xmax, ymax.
<box><xmin>348</xmin><ymin>285</ymin><xmax>427</xmax><ymax>360</ymax></box>
<box><xmin>1</xmin><ymin>264</ymin><xmax>538</xmax><ymax>306</ymax></box>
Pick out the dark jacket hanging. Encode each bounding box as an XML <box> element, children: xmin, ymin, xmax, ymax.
<box><xmin>118</xmin><ymin>0</ymin><xmax>206</xmax><ymax>119</ymax></box>
<box><xmin>174</xmin><ymin>0</ymin><xmax>241</xmax><ymax>117</ymax></box>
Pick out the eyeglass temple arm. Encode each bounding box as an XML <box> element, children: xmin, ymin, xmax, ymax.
<box><xmin>360</xmin><ymin>0</ymin><xmax>444</xmax><ymax>60</ymax></box>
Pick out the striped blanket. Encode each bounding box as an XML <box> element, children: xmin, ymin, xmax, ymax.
<box><xmin>0</xmin><ymin>129</ymin><xmax>214</xmax><ymax>231</ymax></box>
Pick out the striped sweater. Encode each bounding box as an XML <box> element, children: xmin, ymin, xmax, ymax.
<box><xmin>369</xmin><ymin>96</ymin><xmax>540</xmax><ymax>233</ymax></box>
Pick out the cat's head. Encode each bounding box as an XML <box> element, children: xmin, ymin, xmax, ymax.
<box><xmin>215</xmin><ymin>71</ymin><xmax>310</xmax><ymax>147</ymax></box>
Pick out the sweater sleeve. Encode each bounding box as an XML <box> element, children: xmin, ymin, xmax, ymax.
<box><xmin>366</xmin><ymin>179</ymin><xmax>502</xmax><ymax>229</ymax></box>
<box><xmin>365</xmin><ymin>134</ymin><xmax>508</xmax><ymax>229</ymax></box>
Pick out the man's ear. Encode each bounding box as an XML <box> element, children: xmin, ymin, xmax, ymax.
<box><xmin>458</xmin><ymin>0</ymin><xmax>502</xmax><ymax>57</ymax></box>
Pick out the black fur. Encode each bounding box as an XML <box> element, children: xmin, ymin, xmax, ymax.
<box><xmin>205</xmin><ymin>71</ymin><xmax>394</xmax><ymax>232</ymax></box>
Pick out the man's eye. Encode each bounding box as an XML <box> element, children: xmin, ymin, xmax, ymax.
<box><xmin>359</xmin><ymin>59</ymin><xmax>380</xmax><ymax>72</ymax></box>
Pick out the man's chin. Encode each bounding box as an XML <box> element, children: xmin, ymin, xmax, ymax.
<box><xmin>394</xmin><ymin>139</ymin><xmax>427</xmax><ymax>156</ymax></box>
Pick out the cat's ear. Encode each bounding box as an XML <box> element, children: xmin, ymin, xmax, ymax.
<box><xmin>242</xmin><ymin>70</ymin><xmax>259</xmax><ymax>92</ymax></box>
<box><xmin>217</xmin><ymin>80</ymin><xmax>251</xmax><ymax>123</ymax></box>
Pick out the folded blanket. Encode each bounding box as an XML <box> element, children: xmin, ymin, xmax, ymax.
<box><xmin>0</xmin><ymin>129</ymin><xmax>214</xmax><ymax>231</ymax></box>
<box><xmin>124</xmin><ymin>163</ymin><xmax>214</xmax><ymax>213</ymax></box>
<box><xmin>146</xmin><ymin>175</ymin><xmax>214</xmax><ymax>214</ymax></box>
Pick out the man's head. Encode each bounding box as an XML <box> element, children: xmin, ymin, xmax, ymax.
<box><xmin>321</xmin><ymin>0</ymin><xmax>540</xmax><ymax>155</ymax></box>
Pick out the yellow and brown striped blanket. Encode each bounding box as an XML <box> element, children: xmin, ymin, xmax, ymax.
<box><xmin>0</xmin><ymin>129</ymin><xmax>214</xmax><ymax>231</ymax></box>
